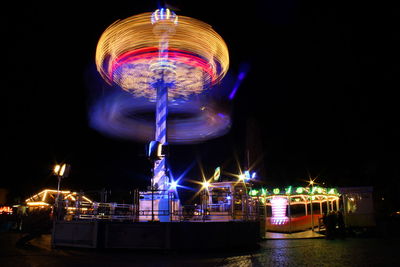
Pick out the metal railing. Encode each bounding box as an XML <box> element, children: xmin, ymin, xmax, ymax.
<box><xmin>57</xmin><ymin>190</ymin><xmax>262</xmax><ymax>223</ymax></box>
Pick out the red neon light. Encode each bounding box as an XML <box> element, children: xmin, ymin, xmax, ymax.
<box><xmin>109</xmin><ymin>47</ymin><xmax>217</xmax><ymax>83</ymax></box>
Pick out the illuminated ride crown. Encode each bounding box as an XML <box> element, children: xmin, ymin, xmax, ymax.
<box><xmin>95</xmin><ymin>9</ymin><xmax>229</xmax><ymax>101</ymax></box>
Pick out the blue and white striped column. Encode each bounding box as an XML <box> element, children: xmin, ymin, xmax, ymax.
<box><xmin>152</xmin><ymin>35</ymin><xmax>171</xmax><ymax>191</ymax></box>
<box><xmin>150</xmin><ymin>8</ymin><xmax>178</xmax><ymax>192</ymax></box>
<box><xmin>152</xmin><ymin>81</ymin><xmax>168</xmax><ymax>190</ymax></box>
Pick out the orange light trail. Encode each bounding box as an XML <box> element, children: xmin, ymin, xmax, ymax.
<box><xmin>96</xmin><ymin>12</ymin><xmax>229</xmax><ymax>100</ymax></box>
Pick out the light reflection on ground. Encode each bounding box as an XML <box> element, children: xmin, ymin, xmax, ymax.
<box><xmin>0</xmin><ymin>233</ymin><xmax>398</xmax><ymax>267</ymax></box>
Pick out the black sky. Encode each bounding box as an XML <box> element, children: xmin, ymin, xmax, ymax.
<box><xmin>4</xmin><ymin>1</ymin><xmax>400</xmax><ymax>206</ymax></box>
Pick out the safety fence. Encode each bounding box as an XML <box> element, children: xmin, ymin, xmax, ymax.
<box><xmin>56</xmin><ymin>190</ymin><xmax>262</xmax><ymax>222</ymax></box>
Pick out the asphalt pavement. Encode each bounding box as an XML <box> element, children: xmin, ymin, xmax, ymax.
<box><xmin>1</xmin><ymin>232</ymin><xmax>399</xmax><ymax>266</ymax></box>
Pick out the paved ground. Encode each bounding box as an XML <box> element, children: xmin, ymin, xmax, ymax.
<box><xmin>1</xmin><ymin>232</ymin><xmax>399</xmax><ymax>266</ymax></box>
<box><xmin>265</xmin><ymin>229</ymin><xmax>324</xmax><ymax>240</ymax></box>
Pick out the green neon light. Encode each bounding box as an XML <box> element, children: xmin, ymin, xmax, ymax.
<box><xmin>273</xmin><ymin>188</ymin><xmax>280</xmax><ymax>194</ymax></box>
<box><xmin>250</xmin><ymin>189</ymin><xmax>258</xmax><ymax>196</ymax></box>
<box><xmin>285</xmin><ymin>186</ymin><xmax>292</xmax><ymax>194</ymax></box>
<box><xmin>296</xmin><ymin>187</ymin><xmax>303</xmax><ymax>194</ymax></box>
<box><xmin>311</xmin><ymin>187</ymin><xmax>317</xmax><ymax>194</ymax></box>
<box><xmin>261</xmin><ymin>188</ymin><xmax>267</xmax><ymax>196</ymax></box>
<box><xmin>213</xmin><ymin>166</ymin><xmax>221</xmax><ymax>181</ymax></box>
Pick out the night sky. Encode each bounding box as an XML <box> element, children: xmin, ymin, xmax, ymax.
<box><xmin>4</xmin><ymin>1</ymin><xmax>400</xmax><ymax>207</ymax></box>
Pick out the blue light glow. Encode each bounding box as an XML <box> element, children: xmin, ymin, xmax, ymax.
<box><xmin>228</xmin><ymin>63</ymin><xmax>250</xmax><ymax>100</ymax></box>
<box><xmin>170</xmin><ymin>180</ymin><xmax>178</xmax><ymax>189</ymax></box>
<box><xmin>244</xmin><ymin>170</ymin><xmax>256</xmax><ymax>180</ymax></box>
<box><xmin>167</xmin><ymin>161</ymin><xmax>196</xmax><ymax>194</ymax></box>
<box><xmin>228</xmin><ymin>84</ymin><xmax>239</xmax><ymax>100</ymax></box>
<box><xmin>89</xmin><ymin>91</ymin><xmax>231</xmax><ymax>144</ymax></box>
<box><xmin>151</xmin><ymin>8</ymin><xmax>178</xmax><ymax>25</ymax></box>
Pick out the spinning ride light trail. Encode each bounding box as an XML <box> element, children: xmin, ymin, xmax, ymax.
<box><xmin>95</xmin><ymin>8</ymin><xmax>230</xmax><ymax>190</ymax></box>
<box><xmin>90</xmin><ymin>94</ymin><xmax>231</xmax><ymax>143</ymax></box>
<box><xmin>96</xmin><ymin>10</ymin><xmax>229</xmax><ymax>101</ymax></box>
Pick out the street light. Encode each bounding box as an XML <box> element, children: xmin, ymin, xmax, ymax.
<box><xmin>238</xmin><ymin>174</ymin><xmax>246</xmax><ymax>181</ymax></box>
<box><xmin>200</xmin><ymin>180</ymin><xmax>211</xmax><ymax>221</ymax></box>
<box><xmin>54</xmin><ymin>163</ymin><xmax>70</xmax><ymax>177</ymax></box>
<box><xmin>202</xmin><ymin>180</ymin><xmax>210</xmax><ymax>190</ymax></box>
<box><xmin>53</xmin><ymin>163</ymin><xmax>70</xmax><ymax>218</ymax></box>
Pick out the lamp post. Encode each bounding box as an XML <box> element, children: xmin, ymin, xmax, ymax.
<box><xmin>53</xmin><ymin>163</ymin><xmax>70</xmax><ymax>219</ymax></box>
<box><xmin>201</xmin><ymin>181</ymin><xmax>210</xmax><ymax>221</ymax></box>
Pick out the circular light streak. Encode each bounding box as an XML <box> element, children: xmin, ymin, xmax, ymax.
<box><xmin>89</xmin><ymin>92</ymin><xmax>231</xmax><ymax>144</ymax></box>
<box><xmin>95</xmin><ymin>12</ymin><xmax>229</xmax><ymax>100</ymax></box>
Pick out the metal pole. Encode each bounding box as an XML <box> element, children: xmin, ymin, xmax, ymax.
<box><xmin>151</xmin><ymin>186</ymin><xmax>154</xmax><ymax>221</ymax></box>
<box><xmin>342</xmin><ymin>194</ymin><xmax>347</xmax><ymax>227</ymax></box>
<box><xmin>202</xmin><ymin>190</ymin><xmax>206</xmax><ymax>222</ymax></box>
<box><xmin>320</xmin><ymin>200</ymin><xmax>323</xmax><ymax>215</ymax></box>
<box><xmin>56</xmin><ymin>176</ymin><xmax>61</xmax><ymax>202</ymax></box>
<box><xmin>55</xmin><ymin>175</ymin><xmax>61</xmax><ymax>220</ymax></box>
<box><xmin>310</xmin><ymin>190</ymin><xmax>314</xmax><ymax>231</ymax></box>
<box><xmin>231</xmin><ymin>192</ymin><xmax>234</xmax><ymax>220</ymax></box>
<box><xmin>327</xmin><ymin>196</ymin><xmax>330</xmax><ymax>213</ymax></box>
<box><xmin>263</xmin><ymin>197</ymin><xmax>267</xmax><ymax>232</ymax></box>
<box><xmin>169</xmin><ymin>192</ymin><xmax>172</xmax><ymax>222</ymax></box>
<box><xmin>288</xmin><ymin>195</ymin><xmax>292</xmax><ymax>234</ymax></box>
<box><xmin>242</xmin><ymin>194</ymin><xmax>246</xmax><ymax>221</ymax></box>
<box><xmin>305</xmin><ymin>200</ymin><xmax>308</xmax><ymax>216</ymax></box>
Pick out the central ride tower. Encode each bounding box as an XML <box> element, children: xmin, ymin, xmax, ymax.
<box><xmin>95</xmin><ymin>7</ymin><xmax>230</xmax><ymax>222</ymax></box>
<box><xmin>150</xmin><ymin>8</ymin><xmax>178</xmax><ymax>192</ymax></box>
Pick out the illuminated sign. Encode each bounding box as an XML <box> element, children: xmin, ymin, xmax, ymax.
<box><xmin>296</xmin><ymin>187</ymin><xmax>303</xmax><ymax>194</ymax></box>
<box><xmin>328</xmin><ymin>188</ymin><xmax>337</xmax><ymax>194</ymax></box>
<box><xmin>261</xmin><ymin>188</ymin><xmax>267</xmax><ymax>196</ymax></box>
<box><xmin>244</xmin><ymin>170</ymin><xmax>256</xmax><ymax>180</ymax></box>
<box><xmin>250</xmin><ymin>189</ymin><xmax>258</xmax><ymax>196</ymax></box>
<box><xmin>147</xmin><ymin>141</ymin><xmax>163</xmax><ymax>160</ymax></box>
<box><xmin>271</xmin><ymin>197</ymin><xmax>289</xmax><ymax>225</ymax></box>
<box><xmin>213</xmin><ymin>167</ymin><xmax>221</xmax><ymax>181</ymax></box>
<box><xmin>285</xmin><ymin>186</ymin><xmax>292</xmax><ymax>194</ymax></box>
